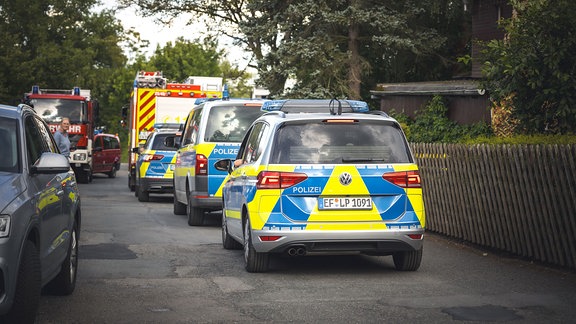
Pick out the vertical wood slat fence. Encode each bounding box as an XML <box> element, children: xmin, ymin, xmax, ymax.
<box><xmin>411</xmin><ymin>143</ymin><xmax>576</xmax><ymax>270</ymax></box>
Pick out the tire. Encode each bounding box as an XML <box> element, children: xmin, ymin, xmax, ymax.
<box><xmin>77</xmin><ymin>168</ymin><xmax>90</xmax><ymax>184</ymax></box>
<box><xmin>173</xmin><ymin>193</ymin><xmax>186</xmax><ymax>215</ymax></box>
<box><xmin>5</xmin><ymin>240</ymin><xmax>41</xmax><ymax>323</ymax></box>
<box><xmin>137</xmin><ymin>182</ymin><xmax>149</xmax><ymax>202</ymax></box>
<box><xmin>243</xmin><ymin>217</ymin><xmax>269</xmax><ymax>272</ymax></box>
<box><xmin>129</xmin><ymin>174</ymin><xmax>135</xmax><ymax>192</ymax></box>
<box><xmin>107</xmin><ymin>166</ymin><xmax>117</xmax><ymax>178</ymax></box>
<box><xmin>222</xmin><ymin>211</ymin><xmax>242</xmax><ymax>250</ymax></box>
<box><xmin>187</xmin><ymin>194</ymin><xmax>205</xmax><ymax>226</ymax></box>
<box><xmin>393</xmin><ymin>248</ymin><xmax>423</xmax><ymax>271</ymax></box>
<box><xmin>45</xmin><ymin>220</ymin><xmax>79</xmax><ymax>295</ymax></box>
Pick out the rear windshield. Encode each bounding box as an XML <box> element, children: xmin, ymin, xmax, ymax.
<box><xmin>147</xmin><ymin>133</ymin><xmax>177</xmax><ymax>151</ymax></box>
<box><xmin>204</xmin><ymin>105</ymin><xmax>264</xmax><ymax>143</ymax></box>
<box><xmin>270</xmin><ymin>120</ymin><xmax>412</xmax><ymax>164</ymax></box>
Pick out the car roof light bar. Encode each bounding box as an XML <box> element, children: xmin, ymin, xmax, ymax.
<box><xmin>261</xmin><ymin>99</ymin><xmax>369</xmax><ymax>113</ymax></box>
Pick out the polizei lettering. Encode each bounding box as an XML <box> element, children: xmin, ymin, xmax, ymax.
<box><xmin>292</xmin><ymin>186</ymin><xmax>322</xmax><ymax>194</ymax></box>
<box><xmin>213</xmin><ymin>148</ymin><xmax>239</xmax><ymax>156</ymax></box>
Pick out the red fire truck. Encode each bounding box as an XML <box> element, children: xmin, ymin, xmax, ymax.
<box><xmin>26</xmin><ymin>86</ymin><xmax>99</xmax><ymax>183</ymax></box>
<box><xmin>123</xmin><ymin>71</ymin><xmax>223</xmax><ymax>191</ymax></box>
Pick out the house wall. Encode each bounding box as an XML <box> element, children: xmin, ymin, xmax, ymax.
<box><xmin>379</xmin><ymin>95</ymin><xmax>491</xmax><ymax>125</ymax></box>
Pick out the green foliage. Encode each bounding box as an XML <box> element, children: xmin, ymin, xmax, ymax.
<box><xmin>390</xmin><ymin>95</ymin><xmax>492</xmax><ymax>143</ymax></box>
<box><xmin>481</xmin><ymin>0</ymin><xmax>576</xmax><ymax>134</ymax></box>
<box><xmin>122</xmin><ymin>0</ymin><xmax>469</xmax><ymax>100</ymax></box>
<box><xmin>0</xmin><ymin>0</ymin><xmax>126</xmax><ymax>104</ymax></box>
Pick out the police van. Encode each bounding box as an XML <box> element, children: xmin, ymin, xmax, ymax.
<box><xmin>171</xmin><ymin>98</ymin><xmax>267</xmax><ymax>225</ymax></box>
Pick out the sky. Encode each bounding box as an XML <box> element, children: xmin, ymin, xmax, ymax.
<box><xmin>95</xmin><ymin>1</ymin><xmax>249</xmax><ymax>67</ymax></box>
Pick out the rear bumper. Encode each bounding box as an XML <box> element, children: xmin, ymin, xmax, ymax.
<box><xmin>250</xmin><ymin>228</ymin><xmax>424</xmax><ymax>254</ymax></box>
<box><xmin>140</xmin><ymin>178</ymin><xmax>174</xmax><ymax>193</ymax></box>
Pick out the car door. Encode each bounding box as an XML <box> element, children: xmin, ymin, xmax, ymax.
<box><xmin>91</xmin><ymin>135</ymin><xmax>104</xmax><ymax>172</ymax></box>
<box><xmin>25</xmin><ymin>114</ymin><xmax>71</xmax><ymax>280</ymax></box>
<box><xmin>224</xmin><ymin>121</ymin><xmax>270</xmax><ymax>238</ymax></box>
<box><xmin>174</xmin><ymin>107</ymin><xmax>203</xmax><ymax>203</ymax></box>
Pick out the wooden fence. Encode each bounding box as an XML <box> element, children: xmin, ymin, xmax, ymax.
<box><xmin>411</xmin><ymin>143</ymin><xmax>576</xmax><ymax>270</ymax></box>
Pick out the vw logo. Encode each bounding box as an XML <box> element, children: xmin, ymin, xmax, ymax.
<box><xmin>339</xmin><ymin>172</ymin><xmax>352</xmax><ymax>186</ymax></box>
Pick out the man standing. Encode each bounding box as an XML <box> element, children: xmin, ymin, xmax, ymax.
<box><xmin>54</xmin><ymin>117</ymin><xmax>71</xmax><ymax>158</ymax></box>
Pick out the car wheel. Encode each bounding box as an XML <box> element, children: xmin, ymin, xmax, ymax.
<box><xmin>392</xmin><ymin>248</ymin><xmax>423</xmax><ymax>271</ymax></box>
<box><xmin>5</xmin><ymin>240</ymin><xmax>41</xmax><ymax>323</ymax></box>
<box><xmin>46</xmin><ymin>219</ymin><xmax>78</xmax><ymax>295</ymax></box>
<box><xmin>137</xmin><ymin>182</ymin><xmax>149</xmax><ymax>202</ymax></box>
<box><xmin>107</xmin><ymin>166</ymin><xmax>117</xmax><ymax>178</ymax></box>
<box><xmin>222</xmin><ymin>210</ymin><xmax>242</xmax><ymax>250</ymax></box>
<box><xmin>187</xmin><ymin>196</ymin><xmax>205</xmax><ymax>226</ymax></box>
<box><xmin>243</xmin><ymin>216</ymin><xmax>269</xmax><ymax>272</ymax></box>
<box><xmin>77</xmin><ymin>168</ymin><xmax>90</xmax><ymax>184</ymax></box>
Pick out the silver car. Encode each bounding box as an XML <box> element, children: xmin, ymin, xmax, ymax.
<box><xmin>0</xmin><ymin>104</ymin><xmax>81</xmax><ymax>323</ymax></box>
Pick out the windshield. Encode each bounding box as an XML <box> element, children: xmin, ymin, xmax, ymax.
<box><xmin>30</xmin><ymin>98</ymin><xmax>87</xmax><ymax>124</ymax></box>
<box><xmin>271</xmin><ymin>120</ymin><xmax>412</xmax><ymax>164</ymax></box>
<box><xmin>147</xmin><ymin>133</ymin><xmax>178</xmax><ymax>151</ymax></box>
<box><xmin>204</xmin><ymin>105</ymin><xmax>264</xmax><ymax>143</ymax></box>
<box><xmin>0</xmin><ymin>117</ymin><xmax>20</xmax><ymax>173</ymax></box>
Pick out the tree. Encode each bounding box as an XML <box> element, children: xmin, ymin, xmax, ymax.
<box><xmin>120</xmin><ymin>0</ymin><xmax>463</xmax><ymax>99</ymax></box>
<box><xmin>0</xmin><ymin>0</ymin><xmax>126</xmax><ymax>104</ymax></box>
<box><xmin>481</xmin><ymin>0</ymin><xmax>576</xmax><ymax>134</ymax></box>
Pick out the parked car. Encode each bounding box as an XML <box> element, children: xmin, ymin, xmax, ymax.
<box><xmin>215</xmin><ymin>99</ymin><xmax>425</xmax><ymax>272</ymax></box>
<box><xmin>0</xmin><ymin>104</ymin><xmax>81</xmax><ymax>323</ymax></box>
<box><xmin>134</xmin><ymin>128</ymin><xmax>179</xmax><ymax>202</ymax></box>
<box><xmin>92</xmin><ymin>133</ymin><xmax>121</xmax><ymax>178</ymax></box>
<box><xmin>171</xmin><ymin>99</ymin><xmax>267</xmax><ymax>225</ymax></box>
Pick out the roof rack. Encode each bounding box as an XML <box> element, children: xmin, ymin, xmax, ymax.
<box><xmin>261</xmin><ymin>99</ymin><xmax>370</xmax><ymax>114</ymax></box>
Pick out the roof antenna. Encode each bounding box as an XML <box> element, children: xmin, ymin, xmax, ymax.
<box><xmin>329</xmin><ymin>98</ymin><xmax>342</xmax><ymax>115</ymax></box>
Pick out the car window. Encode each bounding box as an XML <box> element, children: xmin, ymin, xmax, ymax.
<box><xmin>204</xmin><ymin>105</ymin><xmax>263</xmax><ymax>143</ymax></box>
<box><xmin>239</xmin><ymin>122</ymin><xmax>269</xmax><ymax>164</ymax></box>
<box><xmin>270</xmin><ymin>120</ymin><xmax>412</xmax><ymax>164</ymax></box>
<box><xmin>148</xmin><ymin>133</ymin><xmax>177</xmax><ymax>151</ymax></box>
<box><xmin>182</xmin><ymin>108</ymin><xmax>202</xmax><ymax>146</ymax></box>
<box><xmin>93</xmin><ymin>136</ymin><xmax>102</xmax><ymax>149</ymax></box>
<box><xmin>0</xmin><ymin>117</ymin><xmax>19</xmax><ymax>173</ymax></box>
<box><xmin>25</xmin><ymin>115</ymin><xmax>56</xmax><ymax>165</ymax></box>
<box><xmin>103</xmin><ymin>136</ymin><xmax>114</xmax><ymax>150</ymax></box>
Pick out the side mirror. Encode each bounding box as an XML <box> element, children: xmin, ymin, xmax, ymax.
<box><xmin>214</xmin><ymin>159</ymin><xmax>233</xmax><ymax>174</ymax></box>
<box><xmin>131</xmin><ymin>147</ymin><xmax>140</xmax><ymax>154</ymax></box>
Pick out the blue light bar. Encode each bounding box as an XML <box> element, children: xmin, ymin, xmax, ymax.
<box><xmin>73</xmin><ymin>87</ymin><xmax>81</xmax><ymax>95</ymax></box>
<box><xmin>222</xmin><ymin>84</ymin><xmax>230</xmax><ymax>100</ymax></box>
<box><xmin>345</xmin><ymin>100</ymin><xmax>369</xmax><ymax>112</ymax></box>
<box><xmin>32</xmin><ymin>85</ymin><xmax>40</xmax><ymax>94</ymax></box>
<box><xmin>261</xmin><ymin>100</ymin><xmax>288</xmax><ymax>111</ymax></box>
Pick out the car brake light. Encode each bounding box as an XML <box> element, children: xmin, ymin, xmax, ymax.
<box><xmin>383</xmin><ymin>170</ymin><xmax>421</xmax><ymax>188</ymax></box>
<box><xmin>196</xmin><ymin>154</ymin><xmax>208</xmax><ymax>175</ymax></box>
<box><xmin>143</xmin><ymin>154</ymin><xmax>164</xmax><ymax>162</ymax></box>
<box><xmin>256</xmin><ymin>171</ymin><xmax>308</xmax><ymax>189</ymax></box>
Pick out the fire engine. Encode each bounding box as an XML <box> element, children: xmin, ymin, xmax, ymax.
<box><xmin>26</xmin><ymin>85</ymin><xmax>99</xmax><ymax>183</ymax></box>
<box><xmin>123</xmin><ymin>71</ymin><xmax>223</xmax><ymax>191</ymax></box>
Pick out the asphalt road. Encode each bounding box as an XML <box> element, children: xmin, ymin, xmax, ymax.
<box><xmin>36</xmin><ymin>166</ymin><xmax>576</xmax><ymax>323</ymax></box>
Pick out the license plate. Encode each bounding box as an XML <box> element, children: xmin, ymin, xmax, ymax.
<box><xmin>318</xmin><ymin>197</ymin><xmax>373</xmax><ymax>210</ymax></box>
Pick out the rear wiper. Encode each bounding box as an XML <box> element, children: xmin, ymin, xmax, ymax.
<box><xmin>341</xmin><ymin>157</ymin><xmax>386</xmax><ymax>163</ymax></box>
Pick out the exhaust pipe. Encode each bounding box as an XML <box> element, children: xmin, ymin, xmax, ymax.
<box><xmin>286</xmin><ymin>246</ymin><xmax>307</xmax><ymax>257</ymax></box>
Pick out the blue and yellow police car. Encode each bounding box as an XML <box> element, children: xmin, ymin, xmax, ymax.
<box><xmin>214</xmin><ymin>99</ymin><xmax>425</xmax><ymax>272</ymax></box>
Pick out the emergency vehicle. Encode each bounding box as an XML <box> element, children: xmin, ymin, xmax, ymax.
<box><xmin>124</xmin><ymin>71</ymin><xmax>223</xmax><ymax>191</ymax></box>
<box><xmin>215</xmin><ymin>99</ymin><xmax>425</xmax><ymax>272</ymax></box>
<box><xmin>26</xmin><ymin>86</ymin><xmax>99</xmax><ymax>183</ymax></box>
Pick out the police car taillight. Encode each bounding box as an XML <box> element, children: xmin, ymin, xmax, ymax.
<box><xmin>196</xmin><ymin>154</ymin><xmax>208</xmax><ymax>175</ymax></box>
<box><xmin>143</xmin><ymin>154</ymin><xmax>164</xmax><ymax>162</ymax></box>
<box><xmin>382</xmin><ymin>170</ymin><xmax>421</xmax><ymax>188</ymax></box>
<box><xmin>257</xmin><ymin>171</ymin><xmax>308</xmax><ymax>189</ymax></box>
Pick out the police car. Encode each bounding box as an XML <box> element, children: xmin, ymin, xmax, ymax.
<box><xmin>214</xmin><ymin>99</ymin><xmax>425</xmax><ymax>272</ymax></box>
<box><xmin>134</xmin><ymin>126</ymin><xmax>180</xmax><ymax>202</ymax></box>
<box><xmin>171</xmin><ymin>99</ymin><xmax>267</xmax><ymax>225</ymax></box>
